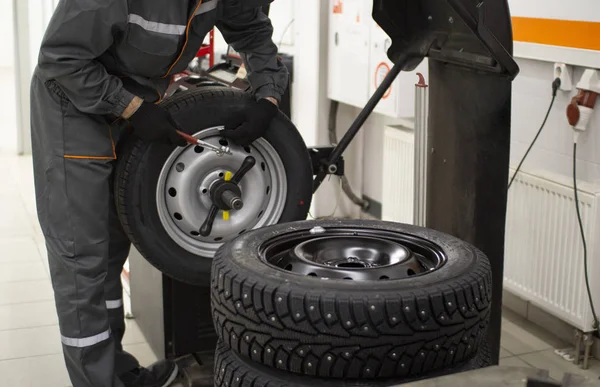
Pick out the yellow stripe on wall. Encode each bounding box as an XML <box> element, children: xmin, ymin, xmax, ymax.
<box><xmin>512</xmin><ymin>17</ymin><xmax>600</xmax><ymax>51</ymax></box>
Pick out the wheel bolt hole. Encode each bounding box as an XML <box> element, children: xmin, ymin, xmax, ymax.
<box><xmin>219</xmin><ymin>172</ymin><xmax>224</xmax><ymax>178</ymax></box>
<box><xmin>244</xmin><ymin>146</ymin><xmax>252</xmax><ymax>153</ymax></box>
<box><xmin>380</xmin><ymin>275</ymin><xmax>390</xmax><ymax>280</ymax></box>
<box><xmin>191</xmin><ymin>231</ymin><xmax>200</xmax><ymax>236</ymax></box>
<box><xmin>338</xmin><ymin>262</ymin><xmax>365</xmax><ymax>268</ymax></box>
<box><xmin>343</xmin><ymin>277</ymin><xmax>353</xmax><ymax>280</ymax></box>
<box><xmin>194</xmin><ymin>146</ymin><xmax>204</xmax><ymax>153</ymax></box>
<box><xmin>176</xmin><ymin>163</ymin><xmax>185</xmax><ymax>172</ymax></box>
<box><xmin>266</xmin><ymin>186</ymin><xmax>270</xmax><ymax>195</ymax></box>
<box><xmin>407</xmin><ymin>269</ymin><xmax>416</xmax><ymax>276</ymax></box>
<box><xmin>214</xmin><ymin>237</ymin><xmax>223</xmax><ymax>242</ymax></box>
<box><xmin>174</xmin><ymin>213</ymin><xmax>183</xmax><ymax>221</ymax></box>
<box><xmin>202</xmin><ymin>188</ymin><xmax>208</xmax><ymax>194</ymax></box>
<box><xmin>261</xmin><ymin>162</ymin><xmax>266</xmax><ymax>171</ymax></box>
<box><xmin>219</xmin><ymin>139</ymin><xmax>229</xmax><ymax>146</ymax></box>
<box><xmin>168</xmin><ymin>188</ymin><xmax>177</xmax><ymax>197</ymax></box>
<box><xmin>284</xmin><ymin>264</ymin><xmax>293</xmax><ymax>271</ymax></box>
<box><xmin>308</xmin><ymin>273</ymin><xmax>318</xmax><ymax>277</ymax></box>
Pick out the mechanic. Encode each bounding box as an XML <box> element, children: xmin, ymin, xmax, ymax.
<box><xmin>30</xmin><ymin>1</ymin><xmax>286</xmax><ymax>386</ymax></box>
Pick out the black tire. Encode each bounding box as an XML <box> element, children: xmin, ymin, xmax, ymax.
<box><xmin>211</xmin><ymin>219</ymin><xmax>492</xmax><ymax>379</ymax></box>
<box><xmin>214</xmin><ymin>339</ymin><xmax>490</xmax><ymax>387</ymax></box>
<box><xmin>115</xmin><ymin>87</ymin><xmax>313</xmax><ymax>284</ymax></box>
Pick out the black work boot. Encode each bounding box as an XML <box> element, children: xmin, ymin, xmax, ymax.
<box><xmin>120</xmin><ymin>359</ymin><xmax>179</xmax><ymax>387</ymax></box>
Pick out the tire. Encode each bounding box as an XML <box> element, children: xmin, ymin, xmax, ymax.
<box><xmin>211</xmin><ymin>219</ymin><xmax>492</xmax><ymax>379</ymax></box>
<box><xmin>213</xmin><ymin>339</ymin><xmax>490</xmax><ymax>387</ymax></box>
<box><xmin>115</xmin><ymin>87</ymin><xmax>313</xmax><ymax>284</ymax></box>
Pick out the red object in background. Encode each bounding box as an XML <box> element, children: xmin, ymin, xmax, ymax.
<box><xmin>196</xmin><ymin>29</ymin><xmax>215</xmax><ymax>68</ymax></box>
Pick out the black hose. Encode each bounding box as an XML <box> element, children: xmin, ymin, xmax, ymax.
<box><xmin>573</xmin><ymin>142</ymin><xmax>599</xmax><ymax>334</ymax></box>
<box><xmin>508</xmin><ymin>78</ymin><xmax>561</xmax><ymax>190</ymax></box>
<box><xmin>328</xmin><ymin>101</ymin><xmax>370</xmax><ymax>210</ymax></box>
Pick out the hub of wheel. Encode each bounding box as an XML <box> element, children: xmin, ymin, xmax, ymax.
<box><xmin>260</xmin><ymin>227</ymin><xmax>446</xmax><ymax>280</ymax></box>
<box><xmin>200</xmin><ymin>156</ymin><xmax>256</xmax><ymax>237</ymax></box>
<box><xmin>156</xmin><ymin>126</ymin><xmax>288</xmax><ymax>257</ymax></box>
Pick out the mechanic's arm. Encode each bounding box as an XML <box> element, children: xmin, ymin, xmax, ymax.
<box><xmin>216</xmin><ymin>6</ymin><xmax>289</xmax><ymax>104</ymax></box>
<box><xmin>36</xmin><ymin>0</ymin><xmax>138</xmax><ymax>118</ymax></box>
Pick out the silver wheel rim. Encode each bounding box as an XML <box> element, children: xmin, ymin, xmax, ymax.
<box><xmin>156</xmin><ymin>126</ymin><xmax>287</xmax><ymax>257</ymax></box>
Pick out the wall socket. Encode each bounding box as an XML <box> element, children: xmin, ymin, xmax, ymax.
<box><xmin>554</xmin><ymin>63</ymin><xmax>573</xmax><ymax>91</ymax></box>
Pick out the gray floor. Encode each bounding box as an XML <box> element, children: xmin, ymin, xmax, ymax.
<box><xmin>0</xmin><ymin>154</ymin><xmax>599</xmax><ymax>386</ymax></box>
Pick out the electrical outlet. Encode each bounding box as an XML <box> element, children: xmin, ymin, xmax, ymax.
<box><xmin>554</xmin><ymin>63</ymin><xmax>573</xmax><ymax>91</ymax></box>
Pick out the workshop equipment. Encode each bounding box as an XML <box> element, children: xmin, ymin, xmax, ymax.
<box><xmin>129</xmin><ymin>0</ymin><xmax>520</xmax><ymax>382</ymax></box>
<box><xmin>413</xmin><ymin>73</ymin><xmax>429</xmax><ymax>227</ymax></box>
<box><xmin>310</xmin><ymin>0</ymin><xmax>519</xmax><ymax>366</ymax></box>
<box><xmin>177</xmin><ymin>130</ymin><xmax>232</xmax><ymax>156</ymax></box>
<box><xmin>199</xmin><ymin>156</ymin><xmax>256</xmax><ymax>237</ymax></box>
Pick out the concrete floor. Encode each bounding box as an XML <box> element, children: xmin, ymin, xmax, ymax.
<box><xmin>0</xmin><ymin>153</ymin><xmax>599</xmax><ymax>386</ymax></box>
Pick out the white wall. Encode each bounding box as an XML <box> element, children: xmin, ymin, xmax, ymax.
<box><xmin>335</xmin><ymin>59</ymin><xmax>600</xmax><ymax>210</ymax></box>
<box><xmin>0</xmin><ymin>0</ymin><xmax>16</xmax><ymax>153</ymax></box>
<box><xmin>0</xmin><ymin>0</ymin><xmax>14</xmax><ymax>68</ymax></box>
<box><xmin>511</xmin><ymin>59</ymin><xmax>600</xmax><ymax>184</ymax></box>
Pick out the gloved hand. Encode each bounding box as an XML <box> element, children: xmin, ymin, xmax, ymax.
<box><xmin>222</xmin><ymin>98</ymin><xmax>278</xmax><ymax>147</ymax></box>
<box><xmin>129</xmin><ymin>101</ymin><xmax>187</xmax><ymax>147</ymax></box>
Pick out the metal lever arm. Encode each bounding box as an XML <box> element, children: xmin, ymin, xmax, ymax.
<box><xmin>200</xmin><ymin>205</ymin><xmax>219</xmax><ymax>237</ymax></box>
<box><xmin>231</xmin><ymin>156</ymin><xmax>256</xmax><ymax>184</ymax></box>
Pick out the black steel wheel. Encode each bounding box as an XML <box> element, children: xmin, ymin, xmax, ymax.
<box><xmin>213</xmin><ymin>339</ymin><xmax>491</xmax><ymax>387</ymax></box>
<box><xmin>211</xmin><ymin>219</ymin><xmax>492</xmax><ymax>379</ymax></box>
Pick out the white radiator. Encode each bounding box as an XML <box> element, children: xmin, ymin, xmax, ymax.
<box><xmin>504</xmin><ymin>169</ymin><xmax>600</xmax><ymax>332</ymax></box>
<box><xmin>380</xmin><ymin>126</ymin><xmax>600</xmax><ymax>332</ymax></box>
<box><xmin>381</xmin><ymin>125</ymin><xmax>414</xmax><ymax>224</ymax></box>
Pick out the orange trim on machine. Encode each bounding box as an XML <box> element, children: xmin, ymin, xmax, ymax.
<box><xmin>162</xmin><ymin>0</ymin><xmax>204</xmax><ymax>78</ymax></box>
<box><xmin>512</xmin><ymin>17</ymin><xmax>600</xmax><ymax>51</ymax></box>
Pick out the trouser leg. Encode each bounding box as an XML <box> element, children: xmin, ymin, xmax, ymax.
<box><xmin>105</xmin><ymin>172</ymin><xmax>139</xmax><ymax>375</ymax></box>
<box><xmin>31</xmin><ymin>75</ymin><xmax>126</xmax><ymax>387</ymax></box>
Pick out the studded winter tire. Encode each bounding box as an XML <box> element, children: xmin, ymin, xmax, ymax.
<box><xmin>211</xmin><ymin>219</ymin><xmax>492</xmax><ymax>379</ymax></box>
<box><xmin>213</xmin><ymin>339</ymin><xmax>491</xmax><ymax>386</ymax></box>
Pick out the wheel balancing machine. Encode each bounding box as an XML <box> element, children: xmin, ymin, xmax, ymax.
<box><xmin>127</xmin><ymin>0</ymin><xmax>518</xmax><ymax>383</ymax></box>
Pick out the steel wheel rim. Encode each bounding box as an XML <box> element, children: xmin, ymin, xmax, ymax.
<box><xmin>259</xmin><ymin>227</ymin><xmax>446</xmax><ymax>281</ymax></box>
<box><xmin>157</xmin><ymin>126</ymin><xmax>287</xmax><ymax>257</ymax></box>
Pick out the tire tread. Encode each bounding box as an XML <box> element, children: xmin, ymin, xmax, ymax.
<box><xmin>211</xmin><ymin>241</ymin><xmax>491</xmax><ymax>379</ymax></box>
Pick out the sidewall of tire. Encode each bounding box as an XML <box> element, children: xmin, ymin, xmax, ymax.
<box><xmin>219</xmin><ymin>219</ymin><xmax>490</xmax><ymax>293</ymax></box>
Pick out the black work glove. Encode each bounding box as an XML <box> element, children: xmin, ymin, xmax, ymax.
<box><xmin>129</xmin><ymin>101</ymin><xmax>187</xmax><ymax>147</ymax></box>
<box><xmin>222</xmin><ymin>99</ymin><xmax>278</xmax><ymax>147</ymax></box>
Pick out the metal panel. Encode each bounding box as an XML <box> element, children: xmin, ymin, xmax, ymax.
<box><xmin>426</xmin><ymin>59</ymin><xmax>513</xmax><ymax>365</ymax></box>
<box><xmin>130</xmin><ymin>247</ymin><xmax>217</xmax><ymax>359</ymax></box>
<box><xmin>129</xmin><ymin>248</ymin><xmax>166</xmax><ymax>358</ymax></box>
<box><xmin>327</xmin><ymin>0</ymin><xmax>372</xmax><ymax>108</ymax></box>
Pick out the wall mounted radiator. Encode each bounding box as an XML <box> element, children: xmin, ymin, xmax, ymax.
<box><xmin>381</xmin><ymin>124</ymin><xmax>600</xmax><ymax>332</ymax></box>
<box><xmin>504</xmin><ymin>169</ymin><xmax>600</xmax><ymax>333</ymax></box>
<box><xmin>382</xmin><ymin>125</ymin><xmax>415</xmax><ymax>224</ymax></box>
